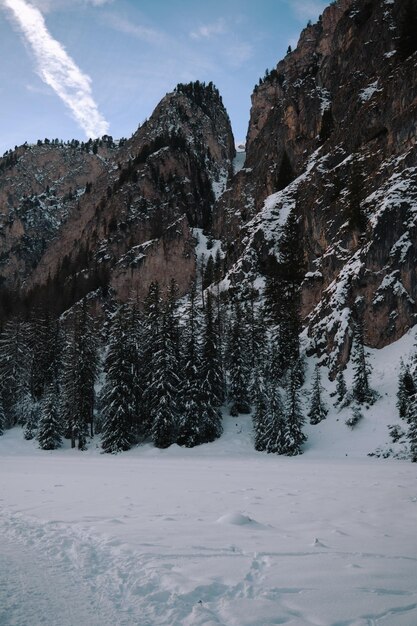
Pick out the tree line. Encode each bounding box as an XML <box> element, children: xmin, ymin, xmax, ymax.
<box><xmin>0</xmin><ymin>209</ymin><xmax>416</xmax><ymax>461</ymax></box>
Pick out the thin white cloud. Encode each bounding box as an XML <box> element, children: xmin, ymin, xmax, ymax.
<box><xmin>29</xmin><ymin>0</ymin><xmax>113</xmax><ymax>11</ymax></box>
<box><xmin>105</xmin><ymin>14</ymin><xmax>167</xmax><ymax>46</ymax></box>
<box><xmin>288</xmin><ymin>0</ymin><xmax>328</xmax><ymax>21</ymax></box>
<box><xmin>1</xmin><ymin>0</ymin><xmax>109</xmax><ymax>139</ymax></box>
<box><xmin>190</xmin><ymin>18</ymin><xmax>227</xmax><ymax>40</ymax></box>
<box><xmin>225</xmin><ymin>42</ymin><xmax>254</xmax><ymax>68</ymax></box>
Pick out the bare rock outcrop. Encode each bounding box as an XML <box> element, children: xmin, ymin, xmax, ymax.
<box><xmin>0</xmin><ymin>81</ymin><xmax>234</xmax><ymax>310</ymax></box>
<box><xmin>213</xmin><ymin>0</ymin><xmax>417</xmax><ymax>369</ymax></box>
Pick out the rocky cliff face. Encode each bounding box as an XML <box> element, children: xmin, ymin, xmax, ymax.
<box><xmin>1</xmin><ymin>0</ymin><xmax>416</xmax><ymax>367</ymax></box>
<box><xmin>0</xmin><ymin>82</ymin><xmax>234</xmax><ymax>310</ymax></box>
<box><xmin>213</xmin><ymin>0</ymin><xmax>417</xmax><ymax>371</ymax></box>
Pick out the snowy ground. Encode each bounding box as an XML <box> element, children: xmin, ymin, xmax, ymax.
<box><xmin>1</xmin><ymin>333</ymin><xmax>417</xmax><ymax>625</ymax></box>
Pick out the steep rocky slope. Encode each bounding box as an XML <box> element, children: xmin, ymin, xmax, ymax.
<box><xmin>1</xmin><ymin>0</ymin><xmax>416</xmax><ymax>370</ymax></box>
<box><xmin>213</xmin><ymin>0</ymin><xmax>417</xmax><ymax>370</ymax></box>
<box><xmin>0</xmin><ymin>82</ymin><xmax>234</xmax><ymax>311</ymax></box>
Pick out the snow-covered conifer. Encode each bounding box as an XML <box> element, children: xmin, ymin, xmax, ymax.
<box><xmin>0</xmin><ymin>398</ymin><xmax>5</xmax><ymax>435</ymax></box>
<box><xmin>0</xmin><ymin>319</ymin><xmax>31</xmax><ymax>424</ymax></box>
<box><xmin>202</xmin><ymin>290</ymin><xmax>225</xmax><ymax>406</ymax></box>
<box><xmin>406</xmin><ymin>393</ymin><xmax>417</xmax><ymax>462</ymax></box>
<box><xmin>335</xmin><ymin>369</ymin><xmax>348</xmax><ymax>406</ymax></box>
<box><xmin>177</xmin><ymin>281</ymin><xmax>205</xmax><ymax>447</ymax></box>
<box><xmin>308</xmin><ymin>365</ymin><xmax>328</xmax><ymax>425</ymax></box>
<box><xmin>346</xmin><ymin>403</ymin><xmax>363</xmax><ymax>429</ymax></box>
<box><xmin>141</xmin><ymin>281</ymin><xmax>163</xmax><ymax>435</ymax></box>
<box><xmin>60</xmin><ymin>300</ymin><xmax>98</xmax><ymax>449</ymax></box>
<box><xmin>253</xmin><ymin>369</ymin><xmax>269</xmax><ymax>451</ymax></box>
<box><xmin>37</xmin><ymin>385</ymin><xmax>62</xmax><ymax>450</ymax></box>
<box><xmin>150</xmin><ymin>289</ymin><xmax>180</xmax><ymax>448</ymax></box>
<box><xmin>264</xmin><ymin>381</ymin><xmax>286</xmax><ymax>454</ymax></box>
<box><xmin>22</xmin><ymin>395</ymin><xmax>40</xmax><ymax>440</ymax></box>
<box><xmin>101</xmin><ymin>306</ymin><xmax>136</xmax><ymax>453</ymax></box>
<box><xmin>228</xmin><ymin>301</ymin><xmax>251</xmax><ymax>416</ymax></box>
<box><xmin>397</xmin><ymin>360</ymin><xmax>416</xmax><ymax>422</ymax></box>
<box><xmin>283</xmin><ymin>364</ymin><xmax>306</xmax><ymax>455</ymax></box>
<box><xmin>351</xmin><ymin>318</ymin><xmax>376</xmax><ymax>406</ymax></box>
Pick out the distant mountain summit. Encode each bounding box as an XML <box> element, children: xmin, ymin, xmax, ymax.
<box><xmin>0</xmin><ymin>81</ymin><xmax>234</xmax><ymax>313</ymax></box>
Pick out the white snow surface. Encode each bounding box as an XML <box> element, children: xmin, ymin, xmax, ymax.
<box><xmin>1</xmin><ymin>331</ymin><xmax>417</xmax><ymax>625</ymax></box>
<box><xmin>359</xmin><ymin>81</ymin><xmax>382</xmax><ymax>102</ymax></box>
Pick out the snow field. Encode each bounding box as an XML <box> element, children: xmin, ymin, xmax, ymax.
<box><xmin>1</xmin><ymin>328</ymin><xmax>417</xmax><ymax>625</ymax></box>
<box><xmin>1</xmin><ymin>416</ymin><xmax>417</xmax><ymax>626</ymax></box>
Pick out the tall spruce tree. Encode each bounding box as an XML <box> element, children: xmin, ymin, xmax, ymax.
<box><xmin>351</xmin><ymin>317</ymin><xmax>376</xmax><ymax>406</ymax></box>
<box><xmin>150</xmin><ymin>289</ymin><xmax>180</xmax><ymax>448</ymax></box>
<box><xmin>21</xmin><ymin>392</ymin><xmax>40</xmax><ymax>440</ymax></box>
<box><xmin>125</xmin><ymin>303</ymin><xmax>146</xmax><ymax>440</ymax></box>
<box><xmin>407</xmin><ymin>395</ymin><xmax>417</xmax><ymax>462</ymax></box>
<box><xmin>397</xmin><ymin>360</ymin><xmax>416</xmax><ymax>421</ymax></box>
<box><xmin>253</xmin><ymin>368</ymin><xmax>269</xmax><ymax>451</ymax></box>
<box><xmin>37</xmin><ymin>384</ymin><xmax>62</xmax><ymax>450</ymax></box>
<box><xmin>264</xmin><ymin>380</ymin><xmax>287</xmax><ymax>454</ymax></box>
<box><xmin>141</xmin><ymin>281</ymin><xmax>163</xmax><ymax>436</ymax></box>
<box><xmin>335</xmin><ymin>369</ymin><xmax>348</xmax><ymax>406</ymax></box>
<box><xmin>0</xmin><ymin>397</ymin><xmax>4</xmax><ymax>436</ymax></box>
<box><xmin>177</xmin><ymin>280</ymin><xmax>206</xmax><ymax>447</ymax></box>
<box><xmin>101</xmin><ymin>306</ymin><xmax>136</xmax><ymax>453</ymax></box>
<box><xmin>283</xmin><ymin>365</ymin><xmax>306</xmax><ymax>455</ymax></box>
<box><xmin>27</xmin><ymin>310</ymin><xmax>60</xmax><ymax>401</ymax></box>
<box><xmin>308</xmin><ymin>365</ymin><xmax>328</xmax><ymax>425</ymax></box>
<box><xmin>201</xmin><ymin>290</ymin><xmax>225</xmax><ymax>406</ymax></box>
<box><xmin>0</xmin><ymin>318</ymin><xmax>31</xmax><ymax>425</ymax></box>
<box><xmin>60</xmin><ymin>300</ymin><xmax>98</xmax><ymax>449</ymax></box>
<box><xmin>228</xmin><ymin>300</ymin><xmax>251</xmax><ymax>416</ymax></box>
<box><xmin>244</xmin><ymin>287</ymin><xmax>267</xmax><ymax>400</ymax></box>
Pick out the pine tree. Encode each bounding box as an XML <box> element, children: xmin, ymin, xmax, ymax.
<box><xmin>407</xmin><ymin>395</ymin><xmax>417</xmax><ymax>462</ymax></box>
<box><xmin>141</xmin><ymin>281</ymin><xmax>163</xmax><ymax>436</ymax></box>
<box><xmin>177</xmin><ymin>281</ymin><xmax>205</xmax><ymax>447</ymax></box>
<box><xmin>283</xmin><ymin>364</ymin><xmax>306</xmax><ymax>455</ymax></box>
<box><xmin>101</xmin><ymin>306</ymin><xmax>136</xmax><ymax>453</ymax></box>
<box><xmin>60</xmin><ymin>300</ymin><xmax>98</xmax><ymax>449</ymax></box>
<box><xmin>228</xmin><ymin>300</ymin><xmax>251</xmax><ymax>416</ymax></box>
<box><xmin>351</xmin><ymin>318</ymin><xmax>376</xmax><ymax>406</ymax></box>
<box><xmin>201</xmin><ymin>290</ymin><xmax>225</xmax><ymax>406</ymax></box>
<box><xmin>37</xmin><ymin>385</ymin><xmax>62</xmax><ymax>450</ymax></box>
<box><xmin>335</xmin><ymin>369</ymin><xmax>348</xmax><ymax>406</ymax></box>
<box><xmin>397</xmin><ymin>360</ymin><xmax>416</xmax><ymax>421</ymax></box>
<box><xmin>0</xmin><ymin>318</ymin><xmax>31</xmax><ymax>425</ymax></box>
<box><xmin>244</xmin><ymin>286</ymin><xmax>267</xmax><ymax>399</ymax></box>
<box><xmin>213</xmin><ymin>249</ymin><xmax>222</xmax><ymax>283</ymax></box>
<box><xmin>0</xmin><ymin>397</ymin><xmax>4</xmax><ymax>436</ymax></box>
<box><xmin>150</xmin><ymin>293</ymin><xmax>180</xmax><ymax>448</ymax></box>
<box><xmin>125</xmin><ymin>303</ymin><xmax>146</xmax><ymax>440</ymax></box>
<box><xmin>253</xmin><ymin>368</ymin><xmax>269</xmax><ymax>451</ymax></box>
<box><xmin>346</xmin><ymin>402</ymin><xmax>363</xmax><ymax>429</ymax></box>
<box><xmin>27</xmin><ymin>310</ymin><xmax>61</xmax><ymax>401</ymax></box>
<box><xmin>264</xmin><ymin>381</ymin><xmax>287</xmax><ymax>454</ymax></box>
<box><xmin>308</xmin><ymin>365</ymin><xmax>328</xmax><ymax>425</ymax></box>
<box><xmin>22</xmin><ymin>394</ymin><xmax>40</xmax><ymax>440</ymax></box>
<box><xmin>203</xmin><ymin>255</ymin><xmax>214</xmax><ymax>289</ymax></box>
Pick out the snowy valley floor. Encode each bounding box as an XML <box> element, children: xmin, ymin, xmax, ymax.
<box><xmin>1</xmin><ymin>416</ymin><xmax>417</xmax><ymax>626</ymax></box>
<box><xmin>2</xmin><ymin>333</ymin><xmax>417</xmax><ymax>626</ymax></box>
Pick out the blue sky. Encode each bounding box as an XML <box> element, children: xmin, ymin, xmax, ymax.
<box><xmin>0</xmin><ymin>0</ymin><xmax>328</xmax><ymax>154</ymax></box>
